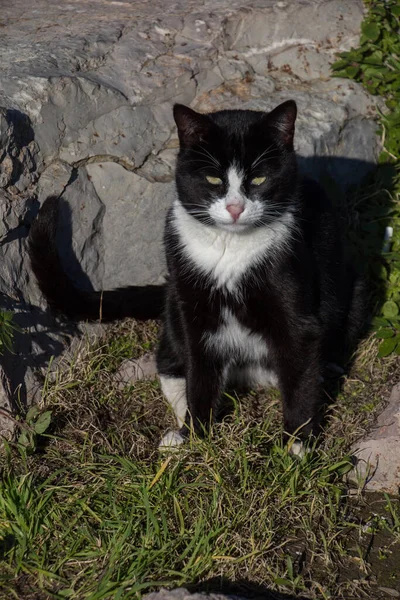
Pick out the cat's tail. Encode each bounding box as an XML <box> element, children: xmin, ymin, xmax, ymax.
<box><xmin>28</xmin><ymin>196</ymin><xmax>165</xmax><ymax>322</ymax></box>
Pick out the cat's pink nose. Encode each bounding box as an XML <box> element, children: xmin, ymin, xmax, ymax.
<box><xmin>226</xmin><ymin>203</ymin><xmax>244</xmax><ymax>221</ymax></box>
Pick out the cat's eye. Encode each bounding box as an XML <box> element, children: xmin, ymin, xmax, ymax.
<box><xmin>206</xmin><ymin>176</ymin><xmax>222</xmax><ymax>185</ymax></box>
<box><xmin>251</xmin><ymin>176</ymin><xmax>266</xmax><ymax>186</ymax></box>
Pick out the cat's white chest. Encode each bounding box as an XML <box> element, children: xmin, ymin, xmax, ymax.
<box><xmin>172</xmin><ymin>201</ymin><xmax>292</xmax><ymax>293</ymax></box>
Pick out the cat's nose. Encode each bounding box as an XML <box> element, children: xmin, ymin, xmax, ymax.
<box><xmin>226</xmin><ymin>203</ymin><xmax>245</xmax><ymax>221</ymax></box>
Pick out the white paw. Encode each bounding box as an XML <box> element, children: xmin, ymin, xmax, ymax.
<box><xmin>159</xmin><ymin>430</ymin><xmax>185</xmax><ymax>450</ymax></box>
<box><xmin>289</xmin><ymin>440</ymin><xmax>306</xmax><ymax>458</ymax></box>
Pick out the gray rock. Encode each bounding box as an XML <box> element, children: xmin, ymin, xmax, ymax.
<box><xmin>56</xmin><ymin>166</ymin><xmax>105</xmax><ymax>292</ymax></box>
<box><xmin>143</xmin><ymin>587</ymin><xmax>296</xmax><ymax>600</ymax></box>
<box><xmin>0</xmin><ymin>108</ymin><xmax>42</xmax><ymax>195</ymax></box>
<box><xmin>353</xmin><ymin>384</ymin><xmax>400</xmax><ymax>494</ymax></box>
<box><xmin>0</xmin><ymin>0</ymin><xmax>382</xmax><ymax>430</ymax></box>
<box><xmin>115</xmin><ymin>354</ymin><xmax>158</xmax><ymax>389</ymax></box>
<box><xmin>85</xmin><ymin>162</ymin><xmax>171</xmax><ymax>289</ymax></box>
<box><xmin>58</xmin><ymin>104</ymin><xmax>171</xmax><ymax>169</ymax></box>
<box><xmin>144</xmin><ymin>590</ymin><xmax>242</xmax><ymax>600</ymax></box>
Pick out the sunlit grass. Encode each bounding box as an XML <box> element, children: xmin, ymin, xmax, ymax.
<box><xmin>0</xmin><ymin>318</ymin><xmax>399</xmax><ymax>599</ymax></box>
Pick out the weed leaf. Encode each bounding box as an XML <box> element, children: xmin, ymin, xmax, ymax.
<box><xmin>382</xmin><ymin>300</ymin><xmax>399</xmax><ymax>318</ymax></box>
<box><xmin>34</xmin><ymin>411</ymin><xmax>52</xmax><ymax>434</ymax></box>
<box><xmin>378</xmin><ymin>337</ymin><xmax>398</xmax><ymax>357</ymax></box>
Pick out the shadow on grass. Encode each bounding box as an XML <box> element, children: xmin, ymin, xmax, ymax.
<box><xmin>0</xmin><ymin>533</ymin><xmax>16</xmax><ymax>561</ymax></box>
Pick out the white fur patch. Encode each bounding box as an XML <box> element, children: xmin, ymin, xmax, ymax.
<box><xmin>227</xmin><ymin>166</ymin><xmax>244</xmax><ymax>199</ymax></box>
<box><xmin>228</xmin><ymin>364</ymin><xmax>278</xmax><ymax>389</ymax></box>
<box><xmin>204</xmin><ymin>308</ymin><xmax>269</xmax><ymax>362</ymax></box>
<box><xmin>159</xmin><ymin>430</ymin><xmax>185</xmax><ymax>450</ymax></box>
<box><xmin>160</xmin><ymin>375</ymin><xmax>187</xmax><ymax>425</ymax></box>
<box><xmin>204</xmin><ymin>309</ymin><xmax>278</xmax><ymax>390</ymax></box>
<box><xmin>172</xmin><ymin>200</ymin><xmax>294</xmax><ymax>293</ymax></box>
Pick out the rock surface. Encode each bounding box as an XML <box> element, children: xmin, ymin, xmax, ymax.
<box><xmin>145</xmin><ymin>591</ymin><xmax>242</xmax><ymax>600</ymax></box>
<box><xmin>353</xmin><ymin>384</ymin><xmax>400</xmax><ymax>494</ymax></box>
<box><xmin>115</xmin><ymin>354</ymin><xmax>158</xmax><ymax>389</ymax></box>
<box><xmin>143</xmin><ymin>587</ymin><xmax>297</xmax><ymax>600</ymax></box>
<box><xmin>0</xmin><ymin>0</ymin><xmax>382</xmax><ymax>432</ymax></box>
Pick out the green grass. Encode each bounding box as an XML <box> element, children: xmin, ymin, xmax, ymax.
<box><xmin>0</xmin><ymin>310</ymin><xmax>19</xmax><ymax>354</ymax></box>
<box><xmin>0</xmin><ymin>321</ymin><xmax>399</xmax><ymax>599</ymax></box>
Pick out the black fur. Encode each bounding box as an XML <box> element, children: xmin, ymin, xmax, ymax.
<box><xmin>28</xmin><ymin>101</ymin><xmax>366</xmax><ymax>442</ymax></box>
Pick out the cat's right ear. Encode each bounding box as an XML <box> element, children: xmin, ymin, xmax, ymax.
<box><xmin>264</xmin><ymin>100</ymin><xmax>297</xmax><ymax>149</ymax></box>
<box><xmin>173</xmin><ymin>104</ymin><xmax>211</xmax><ymax>147</ymax></box>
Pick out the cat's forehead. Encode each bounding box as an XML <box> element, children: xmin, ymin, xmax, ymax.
<box><xmin>205</xmin><ymin>120</ymin><xmax>277</xmax><ymax>169</ymax></box>
<box><xmin>208</xmin><ymin>109</ymin><xmax>265</xmax><ymax>129</ymax></box>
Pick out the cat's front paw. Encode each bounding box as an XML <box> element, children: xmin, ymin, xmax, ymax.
<box><xmin>289</xmin><ymin>440</ymin><xmax>306</xmax><ymax>458</ymax></box>
<box><xmin>159</xmin><ymin>430</ymin><xmax>185</xmax><ymax>450</ymax></box>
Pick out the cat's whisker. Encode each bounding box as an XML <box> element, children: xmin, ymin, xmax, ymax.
<box><xmin>251</xmin><ymin>145</ymin><xmax>277</xmax><ymax>169</ymax></box>
<box><xmin>187</xmin><ymin>206</ymin><xmax>213</xmax><ymax>213</ymax></box>
<box><xmin>251</xmin><ymin>157</ymin><xmax>280</xmax><ymax>171</ymax></box>
<box><xmin>198</xmin><ymin>146</ymin><xmax>221</xmax><ymax>166</ymax></box>
<box><xmin>185</xmin><ymin>159</ymin><xmax>219</xmax><ymax>167</ymax></box>
<box><xmin>191</xmin><ymin>147</ymin><xmax>221</xmax><ymax>168</ymax></box>
<box><xmin>193</xmin><ymin>166</ymin><xmax>222</xmax><ymax>174</ymax></box>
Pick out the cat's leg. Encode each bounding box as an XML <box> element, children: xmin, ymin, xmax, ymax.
<box><xmin>183</xmin><ymin>350</ymin><xmax>225</xmax><ymax>436</ymax></box>
<box><xmin>277</xmin><ymin>336</ymin><xmax>323</xmax><ymax>452</ymax></box>
<box><xmin>158</xmin><ymin>349</ymin><xmax>224</xmax><ymax>447</ymax></box>
<box><xmin>156</xmin><ymin>328</ymin><xmax>188</xmax><ymax>449</ymax></box>
<box><xmin>156</xmin><ymin>283</ymin><xmax>225</xmax><ymax>446</ymax></box>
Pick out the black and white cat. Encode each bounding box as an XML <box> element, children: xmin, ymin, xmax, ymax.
<box><xmin>29</xmin><ymin>100</ymin><xmax>365</xmax><ymax>451</ymax></box>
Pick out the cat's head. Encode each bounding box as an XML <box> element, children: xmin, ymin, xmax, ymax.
<box><xmin>173</xmin><ymin>101</ymin><xmax>298</xmax><ymax>233</ymax></box>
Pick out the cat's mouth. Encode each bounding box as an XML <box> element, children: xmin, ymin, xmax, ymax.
<box><xmin>213</xmin><ymin>219</ymin><xmax>255</xmax><ymax>233</ymax></box>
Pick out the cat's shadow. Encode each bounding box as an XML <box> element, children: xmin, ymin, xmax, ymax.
<box><xmin>309</xmin><ymin>157</ymin><xmax>397</xmax><ymax>429</ymax></box>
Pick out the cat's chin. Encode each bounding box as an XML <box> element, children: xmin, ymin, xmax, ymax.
<box><xmin>215</xmin><ymin>221</ymin><xmax>254</xmax><ymax>234</ymax></box>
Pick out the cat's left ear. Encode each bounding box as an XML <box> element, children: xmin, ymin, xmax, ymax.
<box><xmin>264</xmin><ymin>100</ymin><xmax>297</xmax><ymax>149</ymax></box>
<box><xmin>173</xmin><ymin>104</ymin><xmax>211</xmax><ymax>148</ymax></box>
